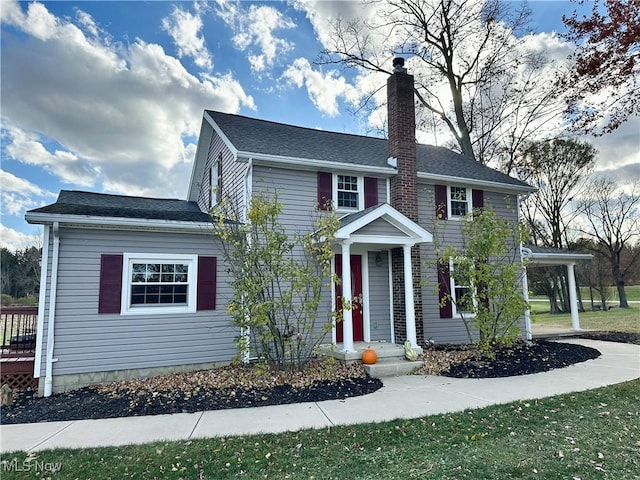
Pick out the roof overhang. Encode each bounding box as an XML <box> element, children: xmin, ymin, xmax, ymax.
<box><xmin>25</xmin><ymin>212</ymin><xmax>214</xmax><ymax>234</ymax></box>
<box><xmin>244</xmin><ymin>153</ymin><xmax>396</xmax><ymax>176</ymax></box>
<box><xmin>417</xmin><ymin>172</ymin><xmax>536</xmax><ymax>194</ymax></box>
<box><xmin>521</xmin><ymin>247</ymin><xmax>593</xmax><ymax>266</ymax></box>
<box><xmin>335</xmin><ymin>203</ymin><xmax>432</xmax><ymax>247</ymax></box>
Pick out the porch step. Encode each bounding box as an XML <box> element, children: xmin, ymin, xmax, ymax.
<box><xmin>318</xmin><ymin>342</ymin><xmax>424</xmax><ymax>378</ymax></box>
<box><xmin>364</xmin><ymin>359</ymin><xmax>423</xmax><ymax>378</ymax></box>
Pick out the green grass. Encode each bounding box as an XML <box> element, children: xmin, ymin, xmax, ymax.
<box><xmin>530</xmin><ymin>302</ymin><xmax>640</xmax><ymax>333</ymax></box>
<box><xmin>530</xmin><ymin>285</ymin><xmax>640</xmax><ymax>303</ymax></box>
<box><xmin>2</xmin><ymin>380</ymin><xmax>639</xmax><ymax>479</ymax></box>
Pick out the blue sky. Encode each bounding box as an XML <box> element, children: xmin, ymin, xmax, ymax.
<box><xmin>1</xmin><ymin>0</ymin><xmax>638</xmax><ymax>250</ymax></box>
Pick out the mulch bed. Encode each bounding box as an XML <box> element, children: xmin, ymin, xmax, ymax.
<box><xmin>577</xmin><ymin>330</ymin><xmax>640</xmax><ymax>345</ymax></box>
<box><xmin>3</xmin><ymin>334</ymin><xmax>631</xmax><ymax>425</ymax></box>
<box><xmin>1</xmin><ymin>377</ymin><xmax>383</xmax><ymax>425</ymax></box>
<box><xmin>436</xmin><ymin>340</ymin><xmax>601</xmax><ymax>378</ymax></box>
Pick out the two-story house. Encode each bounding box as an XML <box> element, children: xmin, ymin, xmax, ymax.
<box><xmin>26</xmin><ymin>58</ymin><xmax>535</xmax><ymax>396</ymax></box>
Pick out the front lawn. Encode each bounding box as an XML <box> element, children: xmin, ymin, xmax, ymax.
<box><xmin>2</xmin><ymin>379</ymin><xmax>639</xmax><ymax>479</ymax></box>
<box><xmin>531</xmin><ymin>305</ymin><xmax>640</xmax><ymax>334</ymax></box>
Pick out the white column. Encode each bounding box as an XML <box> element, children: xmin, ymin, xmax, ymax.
<box><xmin>521</xmin><ymin>266</ymin><xmax>532</xmax><ymax>340</ymax></box>
<box><xmin>341</xmin><ymin>241</ymin><xmax>355</xmax><ymax>353</ymax></box>
<box><xmin>567</xmin><ymin>263</ymin><xmax>581</xmax><ymax>331</ymax></box>
<box><xmin>403</xmin><ymin>244</ymin><xmax>418</xmax><ymax>348</ymax></box>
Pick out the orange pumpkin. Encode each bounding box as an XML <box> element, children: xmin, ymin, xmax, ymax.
<box><xmin>361</xmin><ymin>347</ymin><xmax>378</xmax><ymax>365</ymax></box>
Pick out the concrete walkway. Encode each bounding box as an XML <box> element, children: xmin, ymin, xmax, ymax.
<box><xmin>2</xmin><ymin>339</ymin><xmax>639</xmax><ymax>453</ymax></box>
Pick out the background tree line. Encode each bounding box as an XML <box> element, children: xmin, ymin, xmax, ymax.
<box><xmin>1</xmin><ymin>247</ymin><xmax>41</xmax><ymax>306</ymax></box>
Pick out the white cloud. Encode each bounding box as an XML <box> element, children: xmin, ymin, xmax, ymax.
<box><xmin>215</xmin><ymin>1</ymin><xmax>295</xmax><ymax>72</ymax></box>
<box><xmin>281</xmin><ymin>58</ymin><xmax>360</xmax><ymax>116</ymax></box>
<box><xmin>75</xmin><ymin>9</ymin><xmax>100</xmax><ymax>38</ymax></box>
<box><xmin>162</xmin><ymin>5</ymin><xmax>213</xmax><ymax>71</ymax></box>
<box><xmin>1</xmin><ymin>0</ymin><xmax>255</xmax><ymax>198</ymax></box>
<box><xmin>589</xmin><ymin>116</ymin><xmax>640</xmax><ymax>172</ymax></box>
<box><xmin>0</xmin><ymin>224</ymin><xmax>42</xmax><ymax>251</ymax></box>
<box><xmin>4</xmin><ymin>127</ymin><xmax>101</xmax><ymax>187</ymax></box>
<box><xmin>0</xmin><ymin>169</ymin><xmax>55</xmax><ymax>216</ymax></box>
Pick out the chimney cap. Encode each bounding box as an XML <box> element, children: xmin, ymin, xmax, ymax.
<box><xmin>392</xmin><ymin>57</ymin><xmax>407</xmax><ymax>73</ymax></box>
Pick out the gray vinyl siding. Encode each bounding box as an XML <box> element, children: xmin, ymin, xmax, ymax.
<box><xmin>40</xmin><ymin>227</ymin><xmax>235</xmax><ymax>377</ymax></box>
<box><xmin>377</xmin><ymin>177</ymin><xmax>388</xmax><ymax>204</ymax></box>
<box><xmin>417</xmin><ymin>182</ymin><xmax>525</xmax><ymax>343</ymax></box>
<box><xmin>354</xmin><ymin>218</ymin><xmax>410</xmax><ymax>237</ymax></box>
<box><xmin>367</xmin><ymin>251</ymin><xmax>391</xmax><ymax>342</ymax></box>
<box><xmin>252</xmin><ymin>165</ymin><xmax>320</xmax><ymax>232</ymax></box>
<box><xmin>196</xmin><ymin>132</ymin><xmax>247</xmax><ymax>213</ymax></box>
<box><xmin>250</xmin><ymin>166</ymin><xmax>332</xmax><ymax>339</ymax></box>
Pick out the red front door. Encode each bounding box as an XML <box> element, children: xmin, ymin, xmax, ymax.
<box><xmin>335</xmin><ymin>254</ymin><xmax>364</xmax><ymax>342</ymax></box>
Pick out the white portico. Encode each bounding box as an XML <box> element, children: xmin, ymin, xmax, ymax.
<box><xmin>332</xmin><ymin>203</ymin><xmax>432</xmax><ymax>353</ymax></box>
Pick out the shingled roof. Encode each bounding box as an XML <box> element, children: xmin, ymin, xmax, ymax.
<box><xmin>28</xmin><ymin>190</ymin><xmax>212</xmax><ymax>223</ymax></box>
<box><xmin>207</xmin><ymin>110</ymin><xmax>532</xmax><ymax>190</ymax></box>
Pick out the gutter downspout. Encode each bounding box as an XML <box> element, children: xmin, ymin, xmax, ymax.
<box><xmin>33</xmin><ymin>226</ymin><xmax>50</xmax><ymax>379</ymax></box>
<box><xmin>44</xmin><ymin>222</ymin><xmax>60</xmax><ymax>397</ymax></box>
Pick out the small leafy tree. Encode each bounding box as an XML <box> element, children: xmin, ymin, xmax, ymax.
<box><xmin>212</xmin><ymin>192</ymin><xmax>339</xmax><ymax>372</ymax></box>
<box><xmin>437</xmin><ymin>207</ymin><xmax>529</xmax><ymax>351</ymax></box>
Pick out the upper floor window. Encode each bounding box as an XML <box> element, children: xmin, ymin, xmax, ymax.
<box><xmin>449</xmin><ymin>186</ymin><xmax>471</xmax><ymax>218</ymax></box>
<box><xmin>210</xmin><ymin>153</ymin><xmax>222</xmax><ymax>208</ymax></box>
<box><xmin>336</xmin><ymin>175</ymin><xmax>361</xmax><ymax>210</ymax></box>
<box><xmin>318</xmin><ymin>172</ymin><xmax>378</xmax><ymax>212</ymax></box>
<box><xmin>435</xmin><ymin>184</ymin><xmax>483</xmax><ymax>221</ymax></box>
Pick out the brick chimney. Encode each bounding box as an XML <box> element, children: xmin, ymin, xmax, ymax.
<box><xmin>387</xmin><ymin>57</ymin><xmax>423</xmax><ymax>345</ymax></box>
<box><xmin>388</xmin><ymin>57</ymin><xmax>418</xmax><ymax>221</ymax></box>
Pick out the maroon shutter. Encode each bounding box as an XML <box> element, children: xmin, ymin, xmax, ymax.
<box><xmin>435</xmin><ymin>184</ymin><xmax>448</xmax><ymax>219</ymax></box>
<box><xmin>438</xmin><ymin>261</ymin><xmax>452</xmax><ymax>318</ymax></box>
<box><xmin>98</xmin><ymin>254</ymin><xmax>123</xmax><ymax>314</ymax></box>
<box><xmin>472</xmin><ymin>189</ymin><xmax>484</xmax><ymax>210</ymax></box>
<box><xmin>317</xmin><ymin>171</ymin><xmax>332</xmax><ymax>210</ymax></box>
<box><xmin>197</xmin><ymin>256</ymin><xmax>217</xmax><ymax>311</ymax></box>
<box><xmin>364</xmin><ymin>177</ymin><xmax>379</xmax><ymax>208</ymax></box>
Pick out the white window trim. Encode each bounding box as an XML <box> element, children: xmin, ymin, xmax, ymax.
<box><xmin>447</xmin><ymin>185</ymin><xmax>472</xmax><ymax>220</ymax></box>
<box><xmin>121</xmin><ymin>253</ymin><xmax>198</xmax><ymax>316</ymax></box>
<box><xmin>333</xmin><ymin>174</ymin><xmax>364</xmax><ymax>212</ymax></box>
<box><xmin>449</xmin><ymin>258</ymin><xmax>476</xmax><ymax>318</ymax></box>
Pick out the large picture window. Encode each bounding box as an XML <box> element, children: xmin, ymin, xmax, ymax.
<box><xmin>121</xmin><ymin>254</ymin><xmax>197</xmax><ymax>315</ymax></box>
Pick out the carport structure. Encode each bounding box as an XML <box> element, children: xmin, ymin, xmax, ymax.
<box><xmin>521</xmin><ymin>245</ymin><xmax>592</xmax><ymax>338</ymax></box>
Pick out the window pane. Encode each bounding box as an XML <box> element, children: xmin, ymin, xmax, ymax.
<box><xmin>450</xmin><ymin>187</ymin><xmax>467</xmax><ymax>216</ymax></box>
<box><xmin>338</xmin><ymin>191</ymin><xmax>358</xmax><ymax>208</ymax></box>
<box><xmin>131</xmin><ymin>294</ymin><xmax>145</xmax><ymax>304</ymax></box>
<box><xmin>129</xmin><ymin>261</ymin><xmax>192</xmax><ymax>307</ymax></box>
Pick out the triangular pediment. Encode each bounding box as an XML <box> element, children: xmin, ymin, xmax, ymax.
<box><xmin>335</xmin><ymin>203</ymin><xmax>432</xmax><ymax>246</ymax></box>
